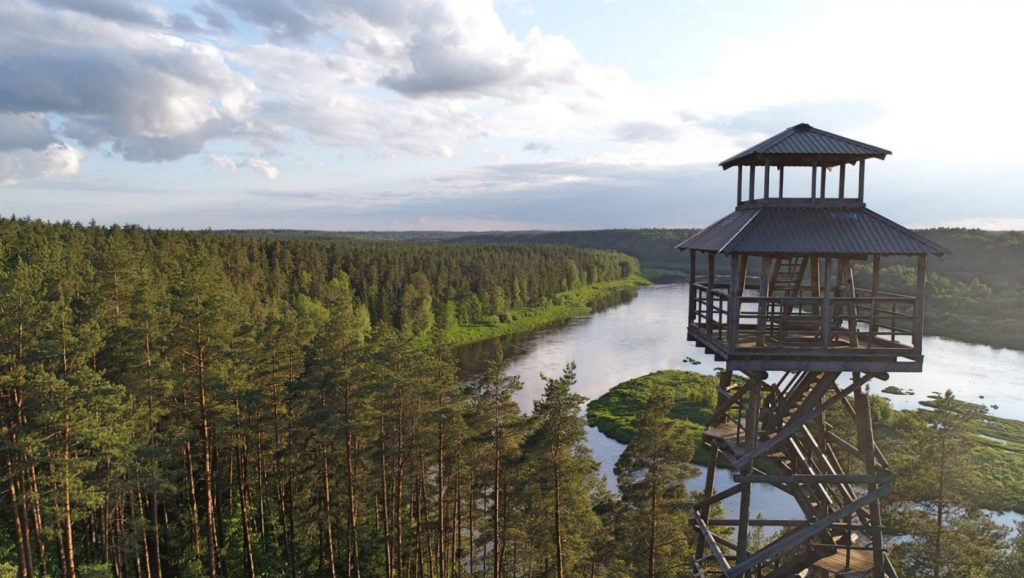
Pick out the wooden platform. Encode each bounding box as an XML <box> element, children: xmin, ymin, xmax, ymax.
<box><xmin>813</xmin><ymin>549</ymin><xmax>874</xmax><ymax>575</ymax></box>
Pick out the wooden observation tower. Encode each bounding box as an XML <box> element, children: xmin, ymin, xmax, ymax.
<box><xmin>680</xmin><ymin>124</ymin><xmax>946</xmax><ymax>577</ymax></box>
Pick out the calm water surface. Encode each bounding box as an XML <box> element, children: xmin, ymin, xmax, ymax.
<box><xmin>456</xmin><ymin>283</ymin><xmax>1024</xmax><ymax>523</ymax></box>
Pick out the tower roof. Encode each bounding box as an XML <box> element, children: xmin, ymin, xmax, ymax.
<box><xmin>676</xmin><ymin>204</ymin><xmax>947</xmax><ymax>256</ymax></box>
<box><xmin>719</xmin><ymin>123</ymin><xmax>891</xmax><ymax>169</ymax></box>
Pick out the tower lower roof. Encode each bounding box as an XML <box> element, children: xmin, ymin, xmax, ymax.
<box><xmin>677</xmin><ymin>203</ymin><xmax>947</xmax><ymax>256</ymax></box>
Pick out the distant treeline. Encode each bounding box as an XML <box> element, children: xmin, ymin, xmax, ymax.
<box><xmin>233</xmin><ymin>226</ymin><xmax>1024</xmax><ymax>350</ymax></box>
<box><xmin>225</xmin><ymin>228</ymin><xmax>701</xmax><ymax>282</ymax></box>
<box><xmin>0</xmin><ymin>217</ymin><xmax>670</xmax><ymax>577</ymax></box>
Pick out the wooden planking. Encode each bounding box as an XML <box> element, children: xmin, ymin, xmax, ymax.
<box><xmin>814</xmin><ymin>548</ymin><xmax>875</xmax><ymax>573</ymax></box>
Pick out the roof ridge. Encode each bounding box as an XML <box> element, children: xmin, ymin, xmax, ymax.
<box><xmin>719</xmin><ymin>208</ymin><xmax>761</xmax><ymax>253</ymax></box>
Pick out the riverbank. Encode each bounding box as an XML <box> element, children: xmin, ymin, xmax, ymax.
<box><xmin>586</xmin><ymin>370</ymin><xmax>719</xmax><ymax>465</ymax></box>
<box><xmin>587</xmin><ymin>369</ymin><xmax>1024</xmax><ymax>514</ymax></box>
<box><xmin>445</xmin><ymin>274</ymin><xmax>650</xmax><ymax>347</ymax></box>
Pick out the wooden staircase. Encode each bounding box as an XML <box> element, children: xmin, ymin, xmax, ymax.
<box><xmin>692</xmin><ymin>370</ymin><xmax>897</xmax><ymax>577</ymax></box>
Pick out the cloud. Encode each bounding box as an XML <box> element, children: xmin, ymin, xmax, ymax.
<box><xmin>243</xmin><ymin>158</ymin><xmax>279</xmax><ymax>179</ymax></box>
<box><xmin>613</xmin><ymin>121</ymin><xmax>677</xmax><ymax>143</ymax></box>
<box><xmin>193</xmin><ymin>2</ymin><xmax>232</xmax><ymax>32</ymax></box>
<box><xmin>213</xmin><ymin>0</ymin><xmax>322</xmax><ymax>42</ymax></box>
<box><xmin>32</xmin><ymin>0</ymin><xmax>166</xmax><ymax>27</ymax></box>
<box><xmin>0</xmin><ymin>113</ymin><xmax>57</xmax><ymax>151</ymax></box>
<box><xmin>0</xmin><ymin>143</ymin><xmax>82</xmax><ymax>186</ymax></box>
<box><xmin>524</xmin><ymin>141</ymin><xmax>552</xmax><ymax>153</ymax></box>
<box><xmin>207</xmin><ymin>153</ymin><xmax>236</xmax><ymax>170</ymax></box>
<box><xmin>0</xmin><ymin>2</ymin><xmax>258</xmax><ymax>162</ymax></box>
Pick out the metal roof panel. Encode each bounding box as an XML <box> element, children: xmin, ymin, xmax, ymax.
<box><xmin>677</xmin><ymin>205</ymin><xmax>946</xmax><ymax>256</ymax></box>
<box><xmin>720</xmin><ymin>123</ymin><xmax>891</xmax><ymax>168</ymax></box>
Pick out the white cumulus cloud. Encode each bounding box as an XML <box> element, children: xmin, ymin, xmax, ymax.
<box><xmin>0</xmin><ymin>143</ymin><xmax>82</xmax><ymax>186</ymax></box>
<box><xmin>244</xmin><ymin>158</ymin><xmax>279</xmax><ymax>180</ymax></box>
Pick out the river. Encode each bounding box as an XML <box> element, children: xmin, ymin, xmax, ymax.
<box><xmin>456</xmin><ymin>283</ymin><xmax>1024</xmax><ymax>525</ymax></box>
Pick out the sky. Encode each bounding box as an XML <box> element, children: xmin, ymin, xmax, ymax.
<box><xmin>1</xmin><ymin>0</ymin><xmax>1023</xmax><ymax>231</ymax></box>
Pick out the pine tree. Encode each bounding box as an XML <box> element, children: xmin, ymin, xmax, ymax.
<box><xmin>890</xmin><ymin>390</ymin><xmax>1007</xmax><ymax>577</ymax></box>
<box><xmin>614</xmin><ymin>386</ymin><xmax>698</xmax><ymax>577</ymax></box>
<box><xmin>520</xmin><ymin>362</ymin><xmax>602</xmax><ymax>577</ymax></box>
<box><xmin>465</xmin><ymin>347</ymin><xmax>525</xmax><ymax>578</ymax></box>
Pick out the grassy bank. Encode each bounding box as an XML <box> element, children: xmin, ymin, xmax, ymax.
<box><xmin>444</xmin><ymin>275</ymin><xmax>650</xmax><ymax>347</ymax></box>
<box><xmin>586</xmin><ymin>370</ymin><xmax>719</xmax><ymax>465</ymax></box>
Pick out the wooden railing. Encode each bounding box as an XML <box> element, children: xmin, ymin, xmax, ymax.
<box><xmin>690</xmin><ymin>282</ymin><xmax>920</xmax><ymax>356</ymax></box>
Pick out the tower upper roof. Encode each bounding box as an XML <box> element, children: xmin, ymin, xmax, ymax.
<box><xmin>719</xmin><ymin>123</ymin><xmax>891</xmax><ymax>169</ymax></box>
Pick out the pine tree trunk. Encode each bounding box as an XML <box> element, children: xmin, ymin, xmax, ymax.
<box><xmin>7</xmin><ymin>464</ymin><xmax>32</xmax><ymax>578</ymax></box>
<box><xmin>151</xmin><ymin>492</ymin><xmax>163</xmax><ymax>578</ymax></box>
<box><xmin>648</xmin><ymin>489</ymin><xmax>657</xmax><ymax>578</ymax></box>
<box><xmin>63</xmin><ymin>426</ymin><xmax>77</xmax><ymax>578</ymax></box>
<box><xmin>238</xmin><ymin>446</ymin><xmax>257</xmax><ymax>578</ymax></box>
<box><xmin>344</xmin><ymin>388</ymin><xmax>361</xmax><ymax>578</ymax></box>
<box><xmin>554</xmin><ymin>463</ymin><xmax>564</xmax><ymax>578</ymax></box>
<box><xmin>199</xmin><ymin>383</ymin><xmax>217</xmax><ymax>577</ymax></box>
<box><xmin>437</xmin><ymin>419</ymin><xmax>446</xmax><ymax>578</ymax></box>
<box><xmin>492</xmin><ymin>451</ymin><xmax>501</xmax><ymax>578</ymax></box>
<box><xmin>30</xmin><ymin>465</ymin><xmax>45</xmax><ymax>577</ymax></box>
<box><xmin>323</xmin><ymin>450</ymin><xmax>338</xmax><ymax>578</ymax></box>
<box><xmin>184</xmin><ymin>442</ymin><xmax>202</xmax><ymax>557</ymax></box>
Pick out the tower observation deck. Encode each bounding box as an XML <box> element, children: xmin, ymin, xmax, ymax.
<box><xmin>680</xmin><ymin>124</ymin><xmax>946</xmax><ymax>577</ymax></box>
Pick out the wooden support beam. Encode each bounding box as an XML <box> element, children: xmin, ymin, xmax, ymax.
<box><xmin>748</xmin><ymin>162</ymin><xmax>755</xmax><ymax>202</ymax></box>
<box><xmin>732</xmin><ymin>473</ymin><xmax>894</xmax><ymax>485</ymax></box>
<box><xmin>779</xmin><ymin>166</ymin><xmax>784</xmax><ymax>198</ymax></box>
<box><xmin>737</xmin><ymin>166</ymin><xmax>743</xmax><ymax>206</ymax></box>
<box><xmin>858</xmin><ymin>159</ymin><xmax>866</xmax><ymax>200</ymax></box>
<box><xmin>688</xmin><ymin>250</ymin><xmax>697</xmax><ymax>326</ymax></box>
<box><xmin>696</xmin><ymin>444</ymin><xmax>721</xmax><ymax>562</ymax></box>
<box><xmin>725</xmin><ymin>484</ymin><xmax>893</xmax><ymax>577</ymax></box>
<box><xmin>707</xmin><ymin>379</ymin><xmax>755</xmax><ymax>428</ymax></box>
<box><xmin>822</xmin><ymin>257</ymin><xmax>833</xmax><ymax>346</ymax></box>
<box><xmin>693</xmin><ymin>483</ymin><xmax>744</xmax><ymax>512</ymax></box>
<box><xmin>709</xmin><ymin>519</ymin><xmax>804</xmax><ymax>527</ymax></box>
<box><xmin>914</xmin><ymin>255</ymin><xmax>926</xmax><ymax>352</ymax></box>
<box><xmin>706</xmin><ymin>252</ymin><xmax>716</xmax><ymax>334</ymax></box>
<box><xmin>694</xmin><ymin>516</ymin><xmax>732</xmax><ymax>572</ymax></box>
<box><xmin>839</xmin><ymin>163</ymin><xmax>846</xmax><ymax>198</ymax></box>
<box><xmin>855</xmin><ymin>389</ymin><xmax>886</xmax><ymax>577</ymax></box>
<box><xmin>729</xmin><ymin>255</ymin><xmax>741</xmax><ymax>347</ymax></box>
<box><xmin>737</xmin><ymin>377</ymin><xmax>762</xmax><ymax>561</ymax></box>
<box><xmin>811</xmin><ymin>166</ymin><xmax>817</xmax><ymax>198</ymax></box>
<box><xmin>821</xmin><ymin>164</ymin><xmax>827</xmax><ymax>197</ymax></box>
<box><xmin>763</xmin><ymin>161</ymin><xmax>770</xmax><ymax>199</ymax></box>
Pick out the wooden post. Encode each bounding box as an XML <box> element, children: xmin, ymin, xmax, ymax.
<box><xmin>706</xmin><ymin>252</ymin><xmax>716</xmax><ymax>335</ymax></box>
<box><xmin>914</xmin><ymin>255</ymin><xmax>926</xmax><ymax>352</ymax></box>
<box><xmin>779</xmin><ymin>166</ymin><xmax>784</xmax><ymax>198</ymax></box>
<box><xmin>729</xmin><ymin>255</ymin><xmax>741</xmax><ymax>347</ymax></box>
<box><xmin>811</xmin><ymin>166</ymin><xmax>817</xmax><ymax>198</ymax></box>
<box><xmin>869</xmin><ymin>255</ymin><xmax>880</xmax><ymax>347</ymax></box>
<box><xmin>756</xmin><ymin>257</ymin><xmax>769</xmax><ymax>347</ymax></box>
<box><xmin>736</xmin><ymin>377</ymin><xmax>761</xmax><ymax>563</ymax></box>
<box><xmin>854</xmin><ymin>386</ymin><xmax>885</xmax><ymax>578</ymax></box>
<box><xmin>737</xmin><ymin>166</ymin><xmax>743</xmax><ymax>206</ymax></box>
<box><xmin>858</xmin><ymin>160</ymin><xmax>866</xmax><ymax>200</ymax></box>
<box><xmin>763</xmin><ymin>161</ymin><xmax>770</xmax><ymax>199</ymax></box>
<box><xmin>695</xmin><ymin>444</ymin><xmax>721</xmax><ymax>562</ymax></box>
<box><xmin>822</xmin><ymin>258</ymin><xmax>833</xmax><ymax>346</ymax></box>
<box><xmin>748</xmin><ymin>163</ymin><xmax>755</xmax><ymax>202</ymax></box>
<box><xmin>688</xmin><ymin>250</ymin><xmax>697</xmax><ymax>327</ymax></box>
<box><xmin>839</xmin><ymin>164</ymin><xmax>846</xmax><ymax>198</ymax></box>
<box><xmin>820</xmin><ymin>165</ymin><xmax>827</xmax><ymax>198</ymax></box>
